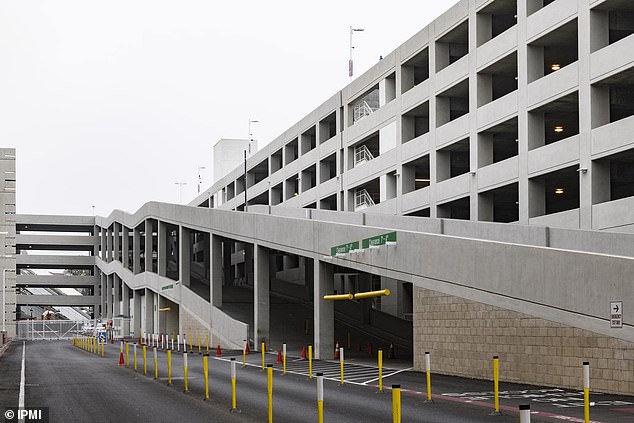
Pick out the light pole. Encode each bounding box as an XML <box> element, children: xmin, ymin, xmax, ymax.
<box><xmin>349</xmin><ymin>26</ymin><xmax>364</xmax><ymax>80</ymax></box>
<box><xmin>246</xmin><ymin>119</ymin><xmax>260</xmax><ymax>212</ymax></box>
<box><xmin>174</xmin><ymin>182</ymin><xmax>187</xmax><ymax>204</ymax></box>
<box><xmin>197</xmin><ymin>166</ymin><xmax>206</xmax><ymax>194</ymax></box>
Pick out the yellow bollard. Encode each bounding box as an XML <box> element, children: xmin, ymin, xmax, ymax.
<box><xmin>198</xmin><ymin>334</ymin><xmax>201</xmax><ymax>354</ymax></box>
<box><xmin>189</xmin><ymin>333</ymin><xmax>193</xmax><ymax>353</ymax></box>
<box><xmin>230</xmin><ymin>358</ymin><xmax>238</xmax><ymax>411</ymax></box>
<box><xmin>101</xmin><ymin>340</ymin><xmax>105</xmax><ymax>357</ymax></box>
<box><xmin>153</xmin><ymin>347</ymin><xmax>158</xmax><ymax>380</ymax></box>
<box><xmin>392</xmin><ymin>384</ymin><xmax>401</xmax><ymax>423</ymax></box>
<box><xmin>183</xmin><ymin>353</ymin><xmax>189</xmax><ymax>391</ymax></box>
<box><xmin>167</xmin><ymin>349</ymin><xmax>172</xmax><ymax>385</ymax></box>
<box><xmin>243</xmin><ymin>345</ymin><xmax>247</xmax><ymax>367</ymax></box>
<box><xmin>378</xmin><ymin>349</ymin><xmax>383</xmax><ymax>392</ymax></box>
<box><xmin>308</xmin><ymin>345</ymin><xmax>313</xmax><ymax>380</ymax></box>
<box><xmin>425</xmin><ymin>352</ymin><xmax>432</xmax><ymax>402</ymax></box>
<box><xmin>267</xmin><ymin>364</ymin><xmax>273</xmax><ymax>423</ymax></box>
<box><xmin>143</xmin><ymin>345</ymin><xmax>147</xmax><ymax>375</ymax></box>
<box><xmin>134</xmin><ymin>344</ymin><xmax>137</xmax><ymax>370</ymax></box>
<box><xmin>261</xmin><ymin>342</ymin><xmax>266</xmax><ymax>371</ymax></box>
<box><xmin>203</xmin><ymin>354</ymin><xmax>209</xmax><ymax>399</ymax></box>
<box><xmin>491</xmin><ymin>355</ymin><xmax>501</xmax><ymax>415</ymax></box>
<box><xmin>205</xmin><ymin>333</ymin><xmax>209</xmax><ymax>353</ymax></box>
<box><xmin>125</xmin><ymin>343</ymin><xmax>129</xmax><ymax>367</ymax></box>
<box><xmin>340</xmin><ymin>347</ymin><xmax>344</xmax><ymax>385</ymax></box>
<box><xmin>282</xmin><ymin>343</ymin><xmax>287</xmax><ymax>375</ymax></box>
<box><xmin>316</xmin><ymin>372</ymin><xmax>324</xmax><ymax>423</ymax></box>
<box><xmin>583</xmin><ymin>361</ymin><xmax>590</xmax><ymax>423</ymax></box>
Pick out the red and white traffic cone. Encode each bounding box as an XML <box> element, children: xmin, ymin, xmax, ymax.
<box><xmin>118</xmin><ymin>351</ymin><xmax>125</xmax><ymax>366</ymax></box>
<box><xmin>301</xmin><ymin>345</ymin><xmax>307</xmax><ymax>360</ymax></box>
<box><xmin>216</xmin><ymin>344</ymin><xmax>222</xmax><ymax>357</ymax></box>
<box><xmin>277</xmin><ymin>350</ymin><xmax>283</xmax><ymax>364</ymax></box>
<box><xmin>245</xmin><ymin>342</ymin><xmax>250</xmax><ymax>355</ymax></box>
<box><xmin>334</xmin><ymin>341</ymin><xmax>340</xmax><ymax>360</ymax></box>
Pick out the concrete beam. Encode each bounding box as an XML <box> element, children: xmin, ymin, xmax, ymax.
<box><xmin>16</xmin><ymin>294</ymin><xmax>99</xmax><ymax>307</ymax></box>
<box><xmin>16</xmin><ymin>274</ymin><xmax>98</xmax><ymax>287</ymax></box>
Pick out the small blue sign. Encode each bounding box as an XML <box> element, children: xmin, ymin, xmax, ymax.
<box><xmin>98</xmin><ymin>331</ymin><xmax>106</xmax><ymax>344</ymax></box>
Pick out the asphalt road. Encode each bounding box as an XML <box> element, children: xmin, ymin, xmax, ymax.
<box><xmin>1</xmin><ymin>340</ymin><xmax>633</xmax><ymax>422</ymax></box>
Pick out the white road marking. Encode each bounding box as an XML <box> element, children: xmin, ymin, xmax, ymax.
<box><xmin>18</xmin><ymin>341</ymin><xmax>25</xmax><ymax>423</ymax></box>
<box><xmin>362</xmin><ymin>367</ymin><xmax>413</xmax><ymax>384</ymax></box>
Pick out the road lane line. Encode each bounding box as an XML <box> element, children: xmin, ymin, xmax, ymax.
<box><xmin>362</xmin><ymin>367</ymin><xmax>412</xmax><ymax>384</ymax></box>
<box><xmin>18</xmin><ymin>341</ymin><xmax>25</xmax><ymax>423</ymax></box>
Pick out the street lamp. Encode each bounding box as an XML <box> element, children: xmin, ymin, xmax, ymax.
<box><xmin>246</xmin><ymin>119</ymin><xmax>260</xmax><ymax>212</ymax></box>
<box><xmin>197</xmin><ymin>165</ymin><xmax>206</xmax><ymax>194</ymax></box>
<box><xmin>349</xmin><ymin>26</ymin><xmax>365</xmax><ymax>80</ymax></box>
<box><xmin>174</xmin><ymin>182</ymin><xmax>188</xmax><ymax>204</ymax></box>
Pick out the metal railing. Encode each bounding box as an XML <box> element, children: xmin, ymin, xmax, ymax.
<box><xmin>16</xmin><ymin>319</ymin><xmax>95</xmax><ymax>340</ymax></box>
<box><xmin>354</xmin><ymin>144</ymin><xmax>374</xmax><ymax>167</ymax></box>
<box><xmin>353</xmin><ymin>101</ymin><xmax>376</xmax><ymax>123</ymax></box>
<box><xmin>354</xmin><ymin>189</ymin><xmax>376</xmax><ymax>211</ymax></box>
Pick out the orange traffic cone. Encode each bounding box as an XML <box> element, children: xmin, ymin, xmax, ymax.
<box><xmin>138</xmin><ymin>336</ymin><xmax>142</xmax><ymax>346</ymax></box>
<box><xmin>388</xmin><ymin>343</ymin><xmax>395</xmax><ymax>359</ymax></box>
<box><xmin>118</xmin><ymin>351</ymin><xmax>125</xmax><ymax>366</ymax></box>
<box><xmin>334</xmin><ymin>341</ymin><xmax>340</xmax><ymax>360</ymax></box>
<box><xmin>216</xmin><ymin>344</ymin><xmax>222</xmax><ymax>357</ymax></box>
<box><xmin>277</xmin><ymin>350</ymin><xmax>283</xmax><ymax>364</ymax></box>
<box><xmin>245</xmin><ymin>342</ymin><xmax>250</xmax><ymax>355</ymax></box>
<box><xmin>301</xmin><ymin>345</ymin><xmax>307</xmax><ymax>360</ymax></box>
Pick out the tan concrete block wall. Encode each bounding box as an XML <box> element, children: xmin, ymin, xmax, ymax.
<box><xmin>413</xmin><ymin>287</ymin><xmax>634</xmax><ymax>395</ymax></box>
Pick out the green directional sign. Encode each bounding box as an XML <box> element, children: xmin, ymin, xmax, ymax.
<box><xmin>161</xmin><ymin>284</ymin><xmax>174</xmax><ymax>291</ymax></box>
<box><xmin>362</xmin><ymin>231</ymin><xmax>397</xmax><ymax>249</ymax></box>
<box><xmin>331</xmin><ymin>241</ymin><xmax>360</xmax><ymax>256</ymax></box>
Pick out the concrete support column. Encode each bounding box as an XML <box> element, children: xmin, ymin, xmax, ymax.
<box><xmin>100</xmin><ymin>271</ymin><xmax>106</xmax><ymax>319</ymax></box>
<box><xmin>223</xmin><ymin>240</ymin><xmax>232</xmax><ymax>286</ymax></box>
<box><xmin>113</xmin><ymin>274</ymin><xmax>121</xmax><ymax>317</ymax></box>
<box><xmin>313</xmin><ymin>259</ymin><xmax>334</xmax><ymax>359</ymax></box>
<box><xmin>144</xmin><ymin>288</ymin><xmax>154</xmax><ymax>334</ymax></box>
<box><xmin>100</xmin><ymin>227</ymin><xmax>107</xmax><ymax>261</ymax></box>
<box><xmin>122</xmin><ymin>283</ymin><xmax>130</xmax><ymax>317</ymax></box>
<box><xmin>132</xmin><ymin>289</ymin><xmax>142</xmax><ymax>337</ymax></box>
<box><xmin>113</xmin><ymin>223</ymin><xmax>120</xmax><ymax>262</ymax></box>
<box><xmin>158</xmin><ymin>221</ymin><xmax>167</xmax><ymax>277</ymax></box>
<box><xmin>106</xmin><ymin>273</ymin><xmax>113</xmax><ymax>319</ymax></box>
<box><xmin>133</xmin><ymin>226</ymin><xmax>141</xmax><ymax>274</ymax></box>
<box><xmin>154</xmin><ymin>292</ymin><xmax>160</xmax><ymax>334</ymax></box>
<box><xmin>254</xmin><ymin>244</ymin><xmax>269</xmax><ymax>349</ymax></box>
<box><xmin>106</xmin><ymin>226</ymin><xmax>113</xmax><ymax>262</ymax></box>
<box><xmin>577</xmin><ymin>0</ymin><xmax>592</xmax><ymax>229</ymax></box>
<box><xmin>144</xmin><ymin>220</ymin><xmax>153</xmax><ymax>273</ymax></box>
<box><xmin>210</xmin><ymin>234</ymin><xmax>223</xmax><ymax>308</ymax></box>
<box><xmin>122</xmin><ymin>226</ymin><xmax>130</xmax><ymax>269</ymax></box>
<box><xmin>179</xmin><ymin>226</ymin><xmax>191</xmax><ymax>288</ymax></box>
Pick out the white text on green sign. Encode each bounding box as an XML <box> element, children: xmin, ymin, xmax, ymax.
<box><xmin>362</xmin><ymin>232</ymin><xmax>397</xmax><ymax>249</ymax></box>
<box><xmin>331</xmin><ymin>241</ymin><xmax>360</xmax><ymax>256</ymax></box>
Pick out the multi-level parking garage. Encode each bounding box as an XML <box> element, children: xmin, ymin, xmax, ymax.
<box><xmin>3</xmin><ymin>0</ymin><xmax>634</xmax><ymax>398</ymax></box>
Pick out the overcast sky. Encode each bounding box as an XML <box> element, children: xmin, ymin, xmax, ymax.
<box><xmin>2</xmin><ymin>0</ymin><xmax>455</xmax><ymax>216</ymax></box>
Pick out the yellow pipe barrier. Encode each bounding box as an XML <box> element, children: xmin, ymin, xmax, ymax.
<box><xmin>308</xmin><ymin>345</ymin><xmax>313</xmax><ymax>379</ymax></box>
<box><xmin>282</xmin><ymin>343</ymin><xmax>287</xmax><ymax>375</ymax></box>
<box><xmin>153</xmin><ymin>347</ymin><xmax>158</xmax><ymax>380</ymax></box>
<box><xmin>425</xmin><ymin>352</ymin><xmax>432</xmax><ymax>402</ymax></box>
<box><xmin>378</xmin><ymin>349</ymin><xmax>383</xmax><ymax>392</ymax></box>
<box><xmin>322</xmin><ymin>293</ymin><xmax>353</xmax><ymax>301</ymax></box>
<box><xmin>230</xmin><ymin>358</ymin><xmax>238</xmax><ymax>411</ymax></box>
<box><xmin>340</xmin><ymin>347</ymin><xmax>344</xmax><ymax>385</ymax></box>
<box><xmin>143</xmin><ymin>346</ymin><xmax>147</xmax><ymax>375</ymax></box>
<box><xmin>93</xmin><ymin>338</ymin><xmax>97</xmax><ymax>354</ymax></box>
<box><xmin>392</xmin><ymin>384</ymin><xmax>401</xmax><ymax>423</ymax></box>
<box><xmin>167</xmin><ymin>349</ymin><xmax>172</xmax><ymax>385</ymax></box>
<box><xmin>102</xmin><ymin>341</ymin><xmax>105</xmax><ymax>357</ymax></box>
<box><xmin>267</xmin><ymin>364</ymin><xmax>273</xmax><ymax>423</ymax></box>
<box><xmin>583</xmin><ymin>362</ymin><xmax>590</xmax><ymax>423</ymax></box>
<box><xmin>261</xmin><ymin>342</ymin><xmax>266</xmax><ymax>371</ymax></box>
<box><xmin>125</xmin><ymin>343</ymin><xmax>129</xmax><ymax>367</ymax></box>
<box><xmin>189</xmin><ymin>333</ymin><xmax>193</xmax><ymax>353</ymax></box>
<box><xmin>492</xmin><ymin>355</ymin><xmax>500</xmax><ymax>415</ymax></box>
<box><xmin>133</xmin><ymin>344</ymin><xmax>137</xmax><ymax>370</ymax></box>
<box><xmin>198</xmin><ymin>334</ymin><xmax>201</xmax><ymax>354</ymax></box>
<box><xmin>520</xmin><ymin>404</ymin><xmax>531</xmax><ymax>423</ymax></box>
<box><xmin>317</xmin><ymin>372</ymin><xmax>324</xmax><ymax>423</ymax></box>
<box><xmin>353</xmin><ymin>289</ymin><xmax>390</xmax><ymax>300</ymax></box>
<box><xmin>183</xmin><ymin>353</ymin><xmax>189</xmax><ymax>391</ymax></box>
<box><xmin>203</xmin><ymin>354</ymin><xmax>209</xmax><ymax>400</ymax></box>
<box><xmin>205</xmin><ymin>333</ymin><xmax>209</xmax><ymax>353</ymax></box>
